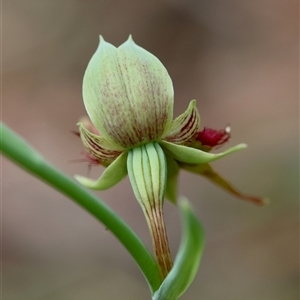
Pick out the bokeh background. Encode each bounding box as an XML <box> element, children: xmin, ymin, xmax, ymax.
<box><xmin>2</xmin><ymin>0</ymin><xmax>299</xmax><ymax>299</ymax></box>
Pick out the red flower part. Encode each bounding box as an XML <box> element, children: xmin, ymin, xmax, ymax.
<box><xmin>82</xmin><ymin>152</ymin><xmax>102</xmax><ymax>166</ymax></box>
<box><xmin>72</xmin><ymin>131</ymin><xmax>80</xmax><ymax>137</ymax></box>
<box><xmin>69</xmin><ymin>152</ymin><xmax>101</xmax><ymax>165</ymax></box>
<box><xmin>197</xmin><ymin>126</ymin><xmax>231</xmax><ymax>148</ymax></box>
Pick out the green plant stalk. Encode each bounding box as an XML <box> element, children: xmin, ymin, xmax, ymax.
<box><xmin>153</xmin><ymin>198</ymin><xmax>205</xmax><ymax>300</ymax></box>
<box><xmin>0</xmin><ymin>122</ymin><xmax>161</xmax><ymax>294</ymax></box>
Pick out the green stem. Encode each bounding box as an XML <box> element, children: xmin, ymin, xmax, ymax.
<box><xmin>0</xmin><ymin>122</ymin><xmax>161</xmax><ymax>294</ymax></box>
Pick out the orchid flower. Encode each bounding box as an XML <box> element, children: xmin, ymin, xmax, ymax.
<box><xmin>75</xmin><ymin>36</ymin><xmax>265</xmax><ymax>279</ymax></box>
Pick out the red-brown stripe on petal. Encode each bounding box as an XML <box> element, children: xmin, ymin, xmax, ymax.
<box><xmin>82</xmin><ymin>36</ymin><xmax>174</xmax><ymax>149</ymax></box>
<box><xmin>79</xmin><ymin>123</ymin><xmax>123</xmax><ymax>166</ymax></box>
<box><xmin>164</xmin><ymin>100</ymin><xmax>200</xmax><ymax>145</ymax></box>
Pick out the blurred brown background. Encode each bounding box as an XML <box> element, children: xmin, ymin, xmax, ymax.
<box><xmin>2</xmin><ymin>0</ymin><xmax>298</xmax><ymax>299</ymax></box>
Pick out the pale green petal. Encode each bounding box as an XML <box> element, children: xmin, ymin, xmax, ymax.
<box><xmin>82</xmin><ymin>37</ymin><xmax>121</xmax><ymax>148</ymax></box>
<box><xmin>83</xmin><ymin>36</ymin><xmax>174</xmax><ymax>149</ymax></box>
<box><xmin>160</xmin><ymin>140</ymin><xmax>247</xmax><ymax>164</ymax></box>
<box><xmin>181</xmin><ymin>163</ymin><xmax>269</xmax><ymax>206</ymax></box>
<box><xmin>163</xmin><ymin>100</ymin><xmax>200</xmax><ymax>145</ymax></box>
<box><xmin>127</xmin><ymin>142</ymin><xmax>166</xmax><ymax>211</ymax></box>
<box><xmin>74</xmin><ymin>151</ymin><xmax>128</xmax><ymax>190</ymax></box>
<box><xmin>165</xmin><ymin>154</ymin><xmax>180</xmax><ymax>204</ymax></box>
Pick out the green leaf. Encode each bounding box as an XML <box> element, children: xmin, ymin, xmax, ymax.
<box><xmin>153</xmin><ymin>198</ymin><xmax>205</xmax><ymax>300</ymax></box>
<box><xmin>0</xmin><ymin>122</ymin><xmax>161</xmax><ymax>294</ymax></box>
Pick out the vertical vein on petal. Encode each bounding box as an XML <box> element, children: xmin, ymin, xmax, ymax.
<box><xmin>164</xmin><ymin>100</ymin><xmax>200</xmax><ymax>145</ymax></box>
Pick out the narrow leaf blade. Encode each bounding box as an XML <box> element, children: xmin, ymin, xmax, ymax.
<box><xmin>153</xmin><ymin>198</ymin><xmax>205</xmax><ymax>300</ymax></box>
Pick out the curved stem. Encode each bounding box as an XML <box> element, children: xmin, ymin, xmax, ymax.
<box><xmin>0</xmin><ymin>122</ymin><xmax>161</xmax><ymax>294</ymax></box>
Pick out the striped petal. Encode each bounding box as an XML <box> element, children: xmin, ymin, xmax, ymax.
<box><xmin>78</xmin><ymin>122</ymin><xmax>124</xmax><ymax>166</ymax></box>
<box><xmin>83</xmin><ymin>36</ymin><xmax>174</xmax><ymax>149</ymax></box>
<box><xmin>163</xmin><ymin>100</ymin><xmax>200</xmax><ymax>145</ymax></box>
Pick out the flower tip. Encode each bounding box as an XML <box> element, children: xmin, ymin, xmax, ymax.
<box><xmin>261</xmin><ymin>197</ymin><xmax>271</xmax><ymax>206</ymax></box>
<box><xmin>189</xmin><ymin>99</ymin><xmax>197</xmax><ymax>107</ymax></box>
<box><xmin>99</xmin><ymin>35</ymin><xmax>105</xmax><ymax>43</ymax></box>
<box><xmin>75</xmin><ymin>174</ymin><xmax>87</xmax><ymax>184</ymax></box>
<box><xmin>97</xmin><ymin>35</ymin><xmax>115</xmax><ymax>49</ymax></box>
<box><xmin>225</xmin><ymin>125</ymin><xmax>231</xmax><ymax>134</ymax></box>
<box><xmin>74</xmin><ymin>174</ymin><xmax>98</xmax><ymax>189</ymax></box>
<box><xmin>178</xmin><ymin>196</ymin><xmax>191</xmax><ymax>210</ymax></box>
<box><xmin>122</xmin><ymin>34</ymin><xmax>136</xmax><ymax>48</ymax></box>
<box><xmin>74</xmin><ymin>174</ymin><xmax>88</xmax><ymax>184</ymax></box>
<box><xmin>249</xmin><ymin>196</ymin><xmax>270</xmax><ymax>207</ymax></box>
<box><xmin>238</xmin><ymin>143</ymin><xmax>248</xmax><ymax>149</ymax></box>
